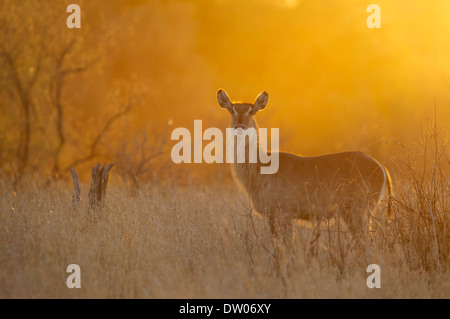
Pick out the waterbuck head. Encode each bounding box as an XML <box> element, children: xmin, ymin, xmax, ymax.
<box><xmin>217</xmin><ymin>89</ymin><xmax>268</xmax><ymax>135</ymax></box>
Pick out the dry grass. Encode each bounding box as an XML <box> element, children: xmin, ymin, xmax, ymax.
<box><xmin>0</xmin><ymin>179</ymin><xmax>447</xmax><ymax>299</ymax></box>
<box><xmin>0</xmin><ymin>126</ymin><xmax>448</xmax><ymax>299</ymax></box>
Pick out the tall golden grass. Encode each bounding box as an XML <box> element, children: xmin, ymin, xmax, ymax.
<box><xmin>0</xmin><ymin>123</ymin><xmax>448</xmax><ymax>299</ymax></box>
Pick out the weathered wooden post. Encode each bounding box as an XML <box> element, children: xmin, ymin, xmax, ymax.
<box><xmin>69</xmin><ymin>162</ymin><xmax>114</xmax><ymax>210</ymax></box>
<box><xmin>70</xmin><ymin>167</ymin><xmax>81</xmax><ymax>205</ymax></box>
<box><xmin>88</xmin><ymin>162</ymin><xmax>115</xmax><ymax>210</ymax></box>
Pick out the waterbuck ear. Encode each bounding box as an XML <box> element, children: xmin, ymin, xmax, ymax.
<box><xmin>252</xmin><ymin>91</ymin><xmax>268</xmax><ymax>113</ymax></box>
<box><xmin>217</xmin><ymin>89</ymin><xmax>233</xmax><ymax>112</ymax></box>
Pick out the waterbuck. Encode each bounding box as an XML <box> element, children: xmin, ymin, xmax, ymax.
<box><xmin>217</xmin><ymin>89</ymin><xmax>393</xmax><ymax>241</ymax></box>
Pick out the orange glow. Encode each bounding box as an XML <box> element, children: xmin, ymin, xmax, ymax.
<box><xmin>1</xmin><ymin>0</ymin><xmax>450</xmax><ymax>178</ymax></box>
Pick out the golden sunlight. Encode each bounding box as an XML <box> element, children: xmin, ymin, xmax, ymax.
<box><xmin>0</xmin><ymin>0</ymin><xmax>448</xmax><ymax>300</ymax></box>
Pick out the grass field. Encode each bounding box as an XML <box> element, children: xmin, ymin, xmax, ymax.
<box><xmin>0</xmin><ymin>119</ymin><xmax>448</xmax><ymax>299</ymax></box>
<box><xmin>1</xmin><ymin>0</ymin><xmax>449</xmax><ymax>300</ymax></box>
<box><xmin>0</xmin><ymin>157</ymin><xmax>448</xmax><ymax>298</ymax></box>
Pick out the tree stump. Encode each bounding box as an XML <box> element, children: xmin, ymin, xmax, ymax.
<box><xmin>88</xmin><ymin>162</ymin><xmax>115</xmax><ymax>210</ymax></box>
<box><xmin>70</xmin><ymin>167</ymin><xmax>81</xmax><ymax>205</ymax></box>
<box><xmin>69</xmin><ymin>162</ymin><xmax>114</xmax><ymax>210</ymax></box>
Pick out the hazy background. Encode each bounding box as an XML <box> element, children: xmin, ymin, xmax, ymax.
<box><xmin>1</xmin><ymin>0</ymin><xmax>450</xmax><ymax>185</ymax></box>
<box><xmin>1</xmin><ymin>1</ymin><xmax>448</xmax><ymax>298</ymax></box>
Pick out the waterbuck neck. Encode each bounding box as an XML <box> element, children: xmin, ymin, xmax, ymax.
<box><xmin>230</xmin><ymin>119</ymin><xmax>262</xmax><ymax>189</ymax></box>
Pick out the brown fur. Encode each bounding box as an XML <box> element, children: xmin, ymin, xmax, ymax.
<box><xmin>217</xmin><ymin>89</ymin><xmax>393</xmax><ymax>239</ymax></box>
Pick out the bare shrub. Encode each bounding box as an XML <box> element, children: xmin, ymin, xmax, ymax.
<box><xmin>391</xmin><ymin>111</ymin><xmax>449</xmax><ymax>272</ymax></box>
